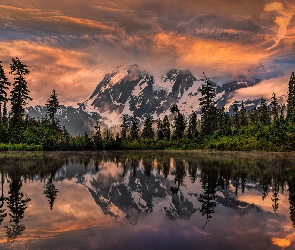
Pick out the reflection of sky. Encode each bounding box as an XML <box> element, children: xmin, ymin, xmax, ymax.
<box><xmin>0</xmin><ymin>1</ymin><xmax>295</xmax><ymax>106</ymax></box>
<box><xmin>0</xmin><ymin>154</ymin><xmax>294</xmax><ymax>249</ymax></box>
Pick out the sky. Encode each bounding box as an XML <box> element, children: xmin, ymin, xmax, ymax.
<box><xmin>0</xmin><ymin>0</ymin><xmax>295</xmax><ymax>107</ymax></box>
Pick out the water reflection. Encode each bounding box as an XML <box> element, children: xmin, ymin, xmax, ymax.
<box><xmin>0</xmin><ymin>151</ymin><xmax>294</xmax><ymax>248</ymax></box>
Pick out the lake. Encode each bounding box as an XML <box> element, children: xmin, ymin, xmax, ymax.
<box><xmin>0</xmin><ymin>151</ymin><xmax>294</xmax><ymax>250</ymax></box>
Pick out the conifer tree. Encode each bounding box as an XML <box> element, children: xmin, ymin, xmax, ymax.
<box><xmin>258</xmin><ymin>97</ymin><xmax>270</xmax><ymax>125</ymax></box>
<box><xmin>170</xmin><ymin>104</ymin><xmax>186</xmax><ymax>142</ymax></box>
<box><xmin>9</xmin><ymin>58</ymin><xmax>32</xmax><ymax>128</ymax></box>
<box><xmin>157</xmin><ymin>119</ymin><xmax>164</xmax><ymax>140</ymax></box>
<box><xmin>232</xmin><ymin>101</ymin><xmax>240</xmax><ymax>128</ymax></box>
<box><xmin>0</xmin><ymin>61</ymin><xmax>10</xmax><ymax>122</ymax></box>
<box><xmin>239</xmin><ymin>101</ymin><xmax>247</xmax><ymax>126</ymax></box>
<box><xmin>46</xmin><ymin>89</ymin><xmax>60</xmax><ymax>128</ymax></box>
<box><xmin>271</xmin><ymin>92</ymin><xmax>279</xmax><ymax>124</ymax></box>
<box><xmin>93</xmin><ymin>122</ymin><xmax>102</xmax><ymax>149</ymax></box>
<box><xmin>162</xmin><ymin>115</ymin><xmax>171</xmax><ymax>141</ymax></box>
<box><xmin>287</xmin><ymin>72</ymin><xmax>295</xmax><ymax>123</ymax></box>
<box><xmin>130</xmin><ymin>115</ymin><xmax>139</xmax><ymax>141</ymax></box>
<box><xmin>120</xmin><ymin>114</ymin><xmax>130</xmax><ymax>139</ymax></box>
<box><xmin>187</xmin><ymin>111</ymin><xmax>198</xmax><ymax>139</ymax></box>
<box><xmin>142</xmin><ymin>116</ymin><xmax>154</xmax><ymax>139</ymax></box>
<box><xmin>198</xmin><ymin>73</ymin><xmax>217</xmax><ymax>135</ymax></box>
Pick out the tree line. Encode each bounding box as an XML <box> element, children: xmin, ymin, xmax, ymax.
<box><xmin>0</xmin><ymin>58</ymin><xmax>294</xmax><ymax>151</ymax></box>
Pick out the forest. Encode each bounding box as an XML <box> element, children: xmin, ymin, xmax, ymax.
<box><xmin>0</xmin><ymin>58</ymin><xmax>295</xmax><ymax>151</ymax></box>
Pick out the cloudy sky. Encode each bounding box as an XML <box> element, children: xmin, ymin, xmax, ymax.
<box><xmin>0</xmin><ymin>0</ymin><xmax>294</xmax><ymax>106</ymax></box>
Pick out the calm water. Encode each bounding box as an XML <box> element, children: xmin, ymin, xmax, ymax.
<box><xmin>0</xmin><ymin>151</ymin><xmax>294</xmax><ymax>249</ymax></box>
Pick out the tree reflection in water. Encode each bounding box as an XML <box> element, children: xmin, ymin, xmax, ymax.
<box><xmin>5</xmin><ymin>173</ymin><xmax>30</xmax><ymax>242</ymax></box>
<box><xmin>0</xmin><ymin>152</ymin><xmax>295</xmax><ymax>243</ymax></box>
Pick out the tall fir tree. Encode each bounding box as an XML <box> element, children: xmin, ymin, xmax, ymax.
<box><xmin>232</xmin><ymin>101</ymin><xmax>240</xmax><ymax>128</ymax></box>
<box><xmin>271</xmin><ymin>92</ymin><xmax>279</xmax><ymax>124</ymax></box>
<box><xmin>162</xmin><ymin>115</ymin><xmax>171</xmax><ymax>141</ymax></box>
<box><xmin>157</xmin><ymin>119</ymin><xmax>164</xmax><ymax>140</ymax></box>
<box><xmin>46</xmin><ymin>89</ymin><xmax>60</xmax><ymax>128</ymax></box>
<box><xmin>258</xmin><ymin>97</ymin><xmax>270</xmax><ymax>125</ymax></box>
<box><xmin>0</xmin><ymin>61</ymin><xmax>10</xmax><ymax>123</ymax></box>
<box><xmin>9</xmin><ymin>58</ymin><xmax>32</xmax><ymax>128</ymax></box>
<box><xmin>170</xmin><ymin>104</ymin><xmax>186</xmax><ymax>142</ymax></box>
<box><xmin>240</xmin><ymin>101</ymin><xmax>247</xmax><ymax>126</ymax></box>
<box><xmin>198</xmin><ymin>73</ymin><xmax>217</xmax><ymax>136</ymax></box>
<box><xmin>93</xmin><ymin>122</ymin><xmax>102</xmax><ymax>149</ymax></box>
<box><xmin>142</xmin><ymin>116</ymin><xmax>154</xmax><ymax>139</ymax></box>
<box><xmin>130</xmin><ymin>115</ymin><xmax>139</xmax><ymax>141</ymax></box>
<box><xmin>120</xmin><ymin>114</ymin><xmax>130</xmax><ymax>139</ymax></box>
<box><xmin>187</xmin><ymin>111</ymin><xmax>198</xmax><ymax>139</ymax></box>
<box><xmin>287</xmin><ymin>72</ymin><xmax>295</xmax><ymax>123</ymax></box>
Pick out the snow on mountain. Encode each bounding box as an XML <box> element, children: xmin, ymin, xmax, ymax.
<box><xmin>26</xmin><ymin>64</ymin><xmax>265</xmax><ymax>135</ymax></box>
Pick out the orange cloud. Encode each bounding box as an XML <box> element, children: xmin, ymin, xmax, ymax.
<box><xmin>264</xmin><ymin>1</ymin><xmax>295</xmax><ymax>50</ymax></box>
<box><xmin>272</xmin><ymin>237</ymin><xmax>291</xmax><ymax>248</ymax></box>
<box><xmin>152</xmin><ymin>32</ymin><xmax>270</xmax><ymax>77</ymax></box>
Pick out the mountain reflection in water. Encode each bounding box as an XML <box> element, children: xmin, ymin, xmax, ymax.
<box><xmin>0</xmin><ymin>151</ymin><xmax>294</xmax><ymax>249</ymax></box>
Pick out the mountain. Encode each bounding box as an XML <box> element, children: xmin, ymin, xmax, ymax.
<box><xmin>26</xmin><ymin>64</ymin><xmax>264</xmax><ymax>135</ymax></box>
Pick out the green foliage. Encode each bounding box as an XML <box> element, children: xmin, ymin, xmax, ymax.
<box><xmin>142</xmin><ymin>116</ymin><xmax>154</xmax><ymax>139</ymax></box>
<box><xmin>198</xmin><ymin>73</ymin><xmax>217</xmax><ymax>135</ymax></box>
<box><xmin>46</xmin><ymin>89</ymin><xmax>60</xmax><ymax>128</ymax></box>
<box><xmin>9</xmin><ymin>58</ymin><xmax>32</xmax><ymax>130</ymax></box>
<box><xmin>287</xmin><ymin>72</ymin><xmax>295</xmax><ymax>123</ymax></box>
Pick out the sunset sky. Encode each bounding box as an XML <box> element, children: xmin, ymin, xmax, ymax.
<box><xmin>0</xmin><ymin>0</ymin><xmax>294</xmax><ymax>106</ymax></box>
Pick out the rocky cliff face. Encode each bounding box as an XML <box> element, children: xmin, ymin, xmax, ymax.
<box><xmin>26</xmin><ymin>64</ymin><xmax>264</xmax><ymax>135</ymax></box>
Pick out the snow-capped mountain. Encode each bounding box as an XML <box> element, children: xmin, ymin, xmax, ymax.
<box><xmin>26</xmin><ymin>64</ymin><xmax>263</xmax><ymax>135</ymax></box>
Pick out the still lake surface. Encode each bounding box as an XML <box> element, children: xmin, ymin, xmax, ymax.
<box><xmin>0</xmin><ymin>151</ymin><xmax>294</xmax><ymax>249</ymax></box>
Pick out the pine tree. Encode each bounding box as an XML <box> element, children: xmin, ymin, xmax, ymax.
<box><xmin>287</xmin><ymin>72</ymin><xmax>295</xmax><ymax>123</ymax></box>
<box><xmin>162</xmin><ymin>115</ymin><xmax>171</xmax><ymax>141</ymax></box>
<box><xmin>187</xmin><ymin>111</ymin><xmax>198</xmax><ymax>139</ymax></box>
<box><xmin>9</xmin><ymin>58</ymin><xmax>32</xmax><ymax>128</ymax></box>
<box><xmin>232</xmin><ymin>101</ymin><xmax>240</xmax><ymax>128</ymax></box>
<box><xmin>0</xmin><ymin>61</ymin><xmax>10</xmax><ymax>122</ymax></box>
<box><xmin>198</xmin><ymin>73</ymin><xmax>217</xmax><ymax>136</ymax></box>
<box><xmin>142</xmin><ymin>116</ymin><xmax>154</xmax><ymax>139</ymax></box>
<box><xmin>46</xmin><ymin>89</ymin><xmax>60</xmax><ymax>128</ymax></box>
<box><xmin>240</xmin><ymin>101</ymin><xmax>247</xmax><ymax>126</ymax></box>
<box><xmin>170</xmin><ymin>104</ymin><xmax>186</xmax><ymax>142</ymax></box>
<box><xmin>93</xmin><ymin>122</ymin><xmax>102</xmax><ymax>149</ymax></box>
<box><xmin>271</xmin><ymin>92</ymin><xmax>279</xmax><ymax>124</ymax></box>
<box><xmin>130</xmin><ymin>115</ymin><xmax>139</xmax><ymax>141</ymax></box>
<box><xmin>157</xmin><ymin>119</ymin><xmax>164</xmax><ymax>140</ymax></box>
<box><xmin>120</xmin><ymin>114</ymin><xmax>130</xmax><ymax>139</ymax></box>
<box><xmin>258</xmin><ymin>97</ymin><xmax>270</xmax><ymax>125</ymax></box>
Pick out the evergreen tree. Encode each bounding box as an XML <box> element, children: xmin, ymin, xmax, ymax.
<box><xmin>157</xmin><ymin>119</ymin><xmax>164</xmax><ymax>140</ymax></box>
<box><xmin>9</xmin><ymin>58</ymin><xmax>32</xmax><ymax>128</ymax></box>
<box><xmin>198</xmin><ymin>73</ymin><xmax>217</xmax><ymax>136</ymax></box>
<box><xmin>287</xmin><ymin>72</ymin><xmax>295</xmax><ymax>123</ymax></box>
<box><xmin>46</xmin><ymin>89</ymin><xmax>60</xmax><ymax>128</ymax></box>
<box><xmin>170</xmin><ymin>104</ymin><xmax>186</xmax><ymax>142</ymax></box>
<box><xmin>258</xmin><ymin>97</ymin><xmax>270</xmax><ymax>125</ymax></box>
<box><xmin>249</xmin><ymin>107</ymin><xmax>259</xmax><ymax>125</ymax></box>
<box><xmin>0</xmin><ymin>61</ymin><xmax>10</xmax><ymax>122</ymax></box>
<box><xmin>120</xmin><ymin>114</ymin><xmax>130</xmax><ymax>139</ymax></box>
<box><xmin>162</xmin><ymin>115</ymin><xmax>171</xmax><ymax>141</ymax></box>
<box><xmin>217</xmin><ymin>107</ymin><xmax>231</xmax><ymax>136</ymax></box>
<box><xmin>240</xmin><ymin>101</ymin><xmax>247</xmax><ymax>126</ymax></box>
<box><xmin>271</xmin><ymin>92</ymin><xmax>279</xmax><ymax>123</ymax></box>
<box><xmin>232</xmin><ymin>101</ymin><xmax>240</xmax><ymax>128</ymax></box>
<box><xmin>187</xmin><ymin>111</ymin><xmax>198</xmax><ymax>139</ymax></box>
<box><xmin>93</xmin><ymin>122</ymin><xmax>102</xmax><ymax>149</ymax></box>
<box><xmin>130</xmin><ymin>115</ymin><xmax>139</xmax><ymax>141</ymax></box>
<box><xmin>142</xmin><ymin>116</ymin><xmax>154</xmax><ymax>139</ymax></box>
